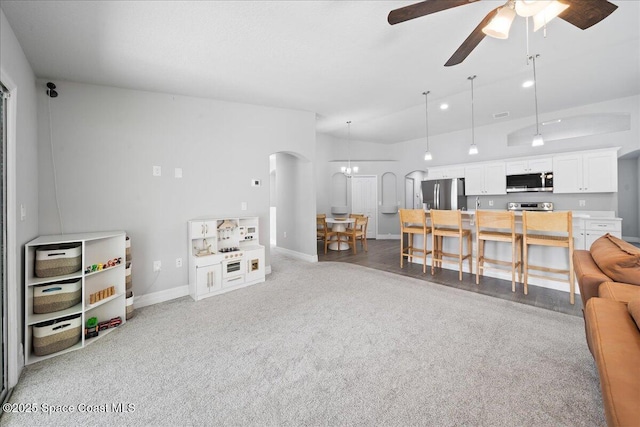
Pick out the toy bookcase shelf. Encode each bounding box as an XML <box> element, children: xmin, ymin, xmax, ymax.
<box><xmin>24</xmin><ymin>231</ymin><xmax>126</xmax><ymax>365</ymax></box>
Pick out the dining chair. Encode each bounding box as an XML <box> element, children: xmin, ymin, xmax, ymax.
<box><xmin>321</xmin><ymin>217</ymin><xmax>342</xmax><ymax>254</ymax></box>
<box><xmin>399</xmin><ymin>209</ymin><xmax>431</xmax><ymax>273</ymax></box>
<box><xmin>341</xmin><ymin>216</ymin><xmax>368</xmax><ymax>254</ymax></box>
<box><xmin>475</xmin><ymin>210</ymin><xmax>522</xmax><ymax>292</ymax></box>
<box><xmin>430</xmin><ymin>209</ymin><xmax>472</xmax><ymax>281</ymax></box>
<box><xmin>522</xmin><ymin>210</ymin><xmax>575</xmax><ymax>304</ymax></box>
<box><xmin>316</xmin><ymin>214</ymin><xmax>327</xmax><ymax>241</ymax></box>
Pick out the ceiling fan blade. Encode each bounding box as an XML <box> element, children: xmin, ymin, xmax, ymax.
<box><xmin>557</xmin><ymin>0</ymin><xmax>618</xmax><ymax>30</ymax></box>
<box><xmin>444</xmin><ymin>6</ymin><xmax>499</xmax><ymax>67</ymax></box>
<box><xmin>388</xmin><ymin>0</ymin><xmax>480</xmax><ymax>25</ymax></box>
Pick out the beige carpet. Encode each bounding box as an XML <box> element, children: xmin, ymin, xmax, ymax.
<box><xmin>3</xmin><ymin>250</ymin><xmax>604</xmax><ymax>426</ymax></box>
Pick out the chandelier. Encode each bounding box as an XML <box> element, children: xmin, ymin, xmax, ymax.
<box><xmin>341</xmin><ymin>121</ymin><xmax>358</xmax><ymax>177</ymax></box>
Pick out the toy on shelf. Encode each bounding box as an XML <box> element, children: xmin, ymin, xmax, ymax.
<box><xmin>84</xmin><ymin>257</ymin><xmax>122</xmax><ymax>274</ymax></box>
<box><xmin>89</xmin><ymin>286</ymin><xmax>116</xmax><ymax>305</ymax></box>
<box><xmin>98</xmin><ymin>316</ymin><xmax>122</xmax><ymax>331</ymax></box>
<box><xmin>85</xmin><ymin>317</ymin><xmax>98</xmax><ymax>339</ymax></box>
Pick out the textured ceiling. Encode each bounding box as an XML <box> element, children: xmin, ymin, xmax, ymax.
<box><xmin>2</xmin><ymin>0</ymin><xmax>639</xmax><ymax>144</ymax></box>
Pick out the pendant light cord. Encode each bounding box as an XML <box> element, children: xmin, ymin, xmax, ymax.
<box><xmin>423</xmin><ymin>91</ymin><xmax>430</xmax><ymax>152</ymax></box>
<box><xmin>468</xmin><ymin>75</ymin><xmax>476</xmax><ymax>146</ymax></box>
<box><xmin>347</xmin><ymin>121</ymin><xmax>352</xmax><ymax>170</ymax></box>
<box><xmin>531</xmin><ymin>54</ymin><xmax>541</xmax><ymax>135</ymax></box>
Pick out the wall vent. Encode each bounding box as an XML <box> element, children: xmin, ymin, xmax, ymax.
<box><xmin>493</xmin><ymin>111</ymin><xmax>510</xmax><ymax>119</ymax></box>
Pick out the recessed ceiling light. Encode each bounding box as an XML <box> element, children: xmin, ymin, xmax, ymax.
<box><xmin>522</xmin><ymin>80</ymin><xmax>534</xmax><ymax>88</ymax></box>
<box><xmin>440</xmin><ymin>103</ymin><xmax>449</xmax><ymax>110</ymax></box>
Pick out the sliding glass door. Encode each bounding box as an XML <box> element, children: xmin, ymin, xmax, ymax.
<box><xmin>0</xmin><ymin>82</ymin><xmax>8</xmax><ymax>403</ymax></box>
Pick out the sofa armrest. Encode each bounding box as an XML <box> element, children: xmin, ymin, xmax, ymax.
<box><xmin>574</xmin><ymin>250</ymin><xmax>612</xmax><ymax>306</ymax></box>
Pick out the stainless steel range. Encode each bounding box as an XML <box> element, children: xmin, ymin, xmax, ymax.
<box><xmin>507</xmin><ymin>202</ymin><xmax>553</xmax><ymax>211</ymax></box>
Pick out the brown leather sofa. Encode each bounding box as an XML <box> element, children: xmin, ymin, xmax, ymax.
<box><xmin>573</xmin><ymin>233</ymin><xmax>640</xmax><ymax>427</ymax></box>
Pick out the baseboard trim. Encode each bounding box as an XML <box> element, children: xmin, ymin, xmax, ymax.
<box><xmin>275</xmin><ymin>247</ymin><xmax>318</xmax><ymax>263</ymax></box>
<box><xmin>134</xmin><ymin>285</ymin><xmax>189</xmax><ymax>309</ymax></box>
<box><xmin>377</xmin><ymin>234</ymin><xmax>401</xmax><ymax>240</ymax></box>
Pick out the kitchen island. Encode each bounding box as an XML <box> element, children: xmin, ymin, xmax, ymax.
<box><xmin>407</xmin><ymin>209</ymin><xmax>621</xmax><ymax>296</ymax></box>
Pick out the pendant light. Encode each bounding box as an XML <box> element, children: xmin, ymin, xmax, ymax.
<box><xmin>529</xmin><ymin>54</ymin><xmax>544</xmax><ymax>147</ymax></box>
<box><xmin>423</xmin><ymin>91</ymin><xmax>432</xmax><ymax>161</ymax></box>
<box><xmin>468</xmin><ymin>75</ymin><xmax>478</xmax><ymax>155</ymax></box>
<box><xmin>341</xmin><ymin>121</ymin><xmax>358</xmax><ymax>177</ymax></box>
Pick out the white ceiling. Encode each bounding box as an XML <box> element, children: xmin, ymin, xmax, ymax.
<box><xmin>2</xmin><ymin>0</ymin><xmax>639</xmax><ymax>144</ymax></box>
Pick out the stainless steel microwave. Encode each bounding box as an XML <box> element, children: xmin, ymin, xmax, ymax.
<box><xmin>506</xmin><ymin>172</ymin><xmax>553</xmax><ymax>193</ymax></box>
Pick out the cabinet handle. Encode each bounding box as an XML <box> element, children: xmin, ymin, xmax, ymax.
<box><xmin>201</xmin><ymin>224</ymin><xmax>205</xmax><ymax>235</ymax></box>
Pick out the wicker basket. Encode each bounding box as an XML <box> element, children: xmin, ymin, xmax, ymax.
<box><xmin>32</xmin><ymin>314</ymin><xmax>81</xmax><ymax>356</ymax></box>
<box><xmin>125</xmin><ymin>291</ymin><xmax>135</xmax><ymax>320</ymax></box>
<box><xmin>125</xmin><ymin>262</ymin><xmax>132</xmax><ymax>291</ymax></box>
<box><xmin>33</xmin><ymin>279</ymin><xmax>81</xmax><ymax>314</ymax></box>
<box><xmin>35</xmin><ymin>243</ymin><xmax>82</xmax><ymax>278</ymax></box>
<box><xmin>125</xmin><ymin>236</ymin><xmax>131</xmax><ymax>262</ymax></box>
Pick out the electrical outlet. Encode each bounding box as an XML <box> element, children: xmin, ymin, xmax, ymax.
<box><xmin>241</xmin><ymin>202</ymin><xmax>247</xmax><ymax>211</ymax></box>
<box><xmin>284</xmin><ymin>231</ymin><xmax>287</xmax><ymax>238</ymax></box>
<box><xmin>153</xmin><ymin>260</ymin><xmax>161</xmax><ymax>272</ymax></box>
<box><xmin>488</xmin><ymin>200</ymin><xmax>494</xmax><ymax>207</ymax></box>
<box><xmin>153</xmin><ymin>165</ymin><xmax>161</xmax><ymax>177</ymax></box>
<box><xmin>579</xmin><ymin>200</ymin><xmax>586</xmax><ymax>207</ymax></box>
<box><xmin>174</xmin><ymin>168</ymin><xmax>182</xmax><ymax>178</ymax></box>
<box><xmin>176</xmin><ymin>258</ymin><xmax>182</xmax><ymax>268</ymax></box>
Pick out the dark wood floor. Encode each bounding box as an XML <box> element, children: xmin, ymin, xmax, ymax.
<box><xmin>318</xmin><ymin>239</ymin><xmax>584</xmax><ymax>317</ymax></box>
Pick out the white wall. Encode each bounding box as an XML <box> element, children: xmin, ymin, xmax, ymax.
<box><xmin>37</xmin><ymin>81</ymin><xmax>316</xmax><ymax>298</ymax></box>
<box><xmin>0</xmin><ymin>8</ymin><xmax>39</xmax><ymax>387</ymax></box>
<box><xmin>618</xmin><ymin>158</ymin><xmax>639</xmax><ymax>239</ymax></box>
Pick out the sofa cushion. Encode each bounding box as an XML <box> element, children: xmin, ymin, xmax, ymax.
<box><xmin>599</xmin><ymin>282</ymin><xmax>640</xmax><ymax>304</ymax></box>
<box><xmin>590</xmin><ymin>234</ymin><xmax>640</xmax><ymax>286</ymax></box>
<box><xmin>629</xmin><ymin>298</ymin><xmax>640</xmax><ymax>330</ymax></box>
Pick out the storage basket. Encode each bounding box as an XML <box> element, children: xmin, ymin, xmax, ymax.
<box><xmin>35</xmin><ymin>243</ymin><xmax>82</xmax><ymax>278</ymax></box>
<box><xmin>126</xmin><ymin>291</ymin><xmax>135</xmax><ymax>320</ymax></box>
<box><xmin>33</xmin><ymin>279</ymin><xmax>81</xmax><ymax>314</ymax></box>
<box><xmin>125</xmin><ymin>262</ymin><xmax>132</xmax><ymax>291</ymax></box>
<box><xmin>32</xmin><ymin>314</ymin><xmax>81</xmax><ymax>356</ymax></box>
<box><xmin>125</xmin><ymin>236</ymin><xmax>131</xmax><ymax>262</ymax></box>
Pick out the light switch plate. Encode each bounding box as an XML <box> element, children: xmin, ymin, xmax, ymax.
<box><xmin>241</xmin><ymin>202</ymin><xmax>247</xmax><ymax>211</ymax></box>
<box><xmin>153</xmin><ymin>165</ymin><xmax>161</xmax><ymax>177</ymax></box>
<box><xmin>174</xmin><ymin>168</ymin><xmax>182</xmax><ymax>178</ymax></box>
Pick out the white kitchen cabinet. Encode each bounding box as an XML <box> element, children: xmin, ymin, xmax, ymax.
<box><xmin>553</xmin><ymin>149</ymin><xmax>617</xmax><ymax>193</ymax></box>
<box><xmin>465</xmin><ymin>162</ymin><xmax>506</xmax><ymax>196</ymax></box>
<box><xmin>427</xmin><ymin>166</ymin><xmax>465</xmax><ymax>180</ymax></box>
<box><xmin>190</xmin><ymin>220</ymin><xmax>217</xmax><ymax>238</ymax></box>
<box><xmin>24</xmin><ymin>231</ymin><xmax>126</xmax><ymax>365</ymax></box>
<box><xmin>505</xmin><ymin>157</ymin><xmax>552</xmax><ymax>174</ymax></box>
<box><xmin>196</xmin><ymin>263</ymin><xmax>221</xmax><ymax>297</ymax></box>
<box><xmin>573</xmin><ymin>217</ymin><xmax>622</xmax><ymax>250</ymax></box>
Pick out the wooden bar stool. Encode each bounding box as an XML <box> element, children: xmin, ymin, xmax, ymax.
<box><xmin>399</xmin><ymin>209</ymin><xmax>431</xmax><ymax>273</ymax></box>
<box><xmin>430</xmin><ymin>209</ymin><xmax>472</xmax><ymax>281</ymax></box>
<box><xmin>522</xmin><ymin>210</ymin><xmax>575</xmax><ymax>304</ymax></box>
<box><xmin>475</xmin><ymin>210</ymin><xmax>522</xmax><ymax>292</ymax></box>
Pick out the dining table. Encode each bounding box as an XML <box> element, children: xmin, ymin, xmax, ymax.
<box><xmin>325</xmin><ymin>217</ymin><xmax>355</xmax><ymax>251</ymax></box>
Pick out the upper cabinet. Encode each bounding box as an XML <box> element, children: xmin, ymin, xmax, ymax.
<box><xmin>427</xmin><ymin>165</ymin><xmax>465</xmax><ymax>180</ymax></box>
<box><xmin>505</xmin><ymin>157</ymin><xmax>552</xmax><ymax>175</ymax></box>
<box><xmin>553</xmin><ymin>149</ymin><xmax>618</xmax><ymax>193</ymax></box>
<box><xmin>464</xmin><ymin>162</ymin><xmax>506</xmax><ymax>196</ymax></box>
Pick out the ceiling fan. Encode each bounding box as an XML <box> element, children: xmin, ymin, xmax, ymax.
<box><xmin>388</xmin><ymin>0</ymin><xmax>618</xmax><ymax>66</ymax></box>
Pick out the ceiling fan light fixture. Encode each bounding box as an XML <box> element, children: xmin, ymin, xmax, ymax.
<box><xmin>515</xmin><ymin>0</ymin><xmax>552</xmax><ymax>17</ymax></box>
<box><xmin>482</xmin><ymin>4</ymin><xmax>516</xmax><ymax>39</ymax></box>
<box><xmin>532</xmin><ymin>1</ymin><xmax>570</xmax><ymax>31</ymax></box>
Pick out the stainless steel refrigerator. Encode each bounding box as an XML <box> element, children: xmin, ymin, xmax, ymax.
<box><xmin>421</xmin><ymin>178</ymin><xmax>467</xmax><ymax>210</ymax></box>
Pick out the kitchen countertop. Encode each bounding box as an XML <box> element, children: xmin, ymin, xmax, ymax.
<box><xmin>422</xmin><ymin>209</ymin><xmax>620</xmax><ymax>220</ymax></box>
